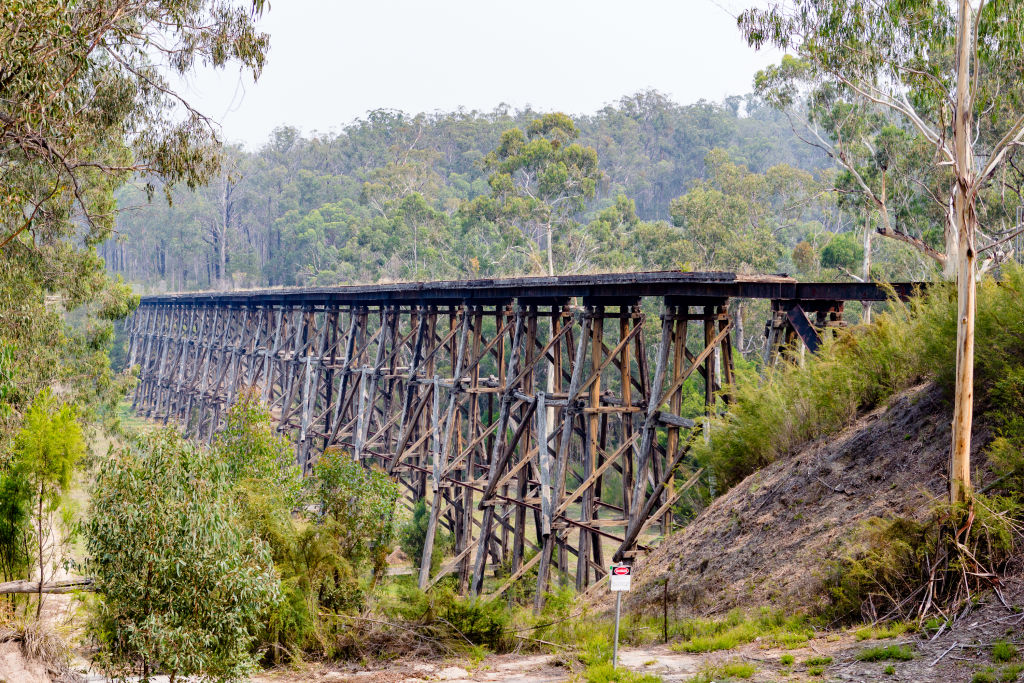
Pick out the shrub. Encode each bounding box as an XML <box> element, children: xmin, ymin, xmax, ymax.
<box><xmin>398</xmin><ymin>498</ymin><xmax>452</xmax><ymax>573</ymax></box>
<box><xmin>5</xmin><ymin>390</ymin><xmax>85</xmax><ymax>617</ymax></box>
<box><xmin>86</xmin><ymin>429</ymin><xmax>280</xmax><ymax>681</ymax></box>
<box><xmin>855</xmin><ymin>621</ymin><xmax>913</xmax><ymax>640</ymax></box>
<box><xmin>669</xmin><ymin>609</ymin><xmax>812</xmax><ymax>653</ymax></box>
<box><xmin>993</xmin><ymin>641</ymin><xmax>1018</xmax><ymax>663</ymax></box>
<box><xmin>826</xmin><ymin>494</ymin><xmax>1020</xmax><ymax>622</ymax></box>
<box><xmin>309</xmin><ymin>449</ymin><xmax>400</xmax><ymax>579</ymax></box>
<box><xmin>215</xmin><ymin>387</ymin><xmax>302</xmax><ymax>506</ymax></box>
<box><xmin>696</xmin><ymin>286</ymin><xmax>938</xmax><ymax>489</ymax></box>
<box><xmin>856</xmin><ymin>644</ymin><xmax>915</xmax><ymax>662</ymax></box>
<box><xmin>582</xmin><ymin>662</ymin><xmax>662</xmax><ymax>683</ymax></box>
<box><xmin>699</xmin><ymin>264</ymin><xmax>1024</xmax><ymax>495</ymax></box>
<box><xmin>217</xmin><ymin>396</ymin><xmax>402</xmax><ymax>660</ymax></box>
<box><xmin>441</xmin><ymin>594</ymin><xmax>512</xmax><ymax>652</ymax></box>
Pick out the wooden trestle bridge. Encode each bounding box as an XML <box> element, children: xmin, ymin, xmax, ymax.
<box><xmin>125</xmin><ymin>271</ymin><xmax>918</xmax><ymax>605</ymax></box>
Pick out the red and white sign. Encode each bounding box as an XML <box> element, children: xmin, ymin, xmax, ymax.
<box><xmin>609</xmin><ymin>564</ymin><xmax>632</xmax><ymax>591</ymax></box>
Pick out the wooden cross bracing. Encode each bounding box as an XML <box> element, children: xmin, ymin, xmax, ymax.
<box><xmin>127</xmin><ymin>295</ymin><xmax>738</xmax><ymax>606</ymax></box>
<box><xmin>127</xmin><ymin>271</ymin><xmax>908</xmax><ymax>604</ymax></box>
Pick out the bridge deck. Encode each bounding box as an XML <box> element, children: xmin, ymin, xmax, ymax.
<box><xmin>138</xmin><ymin>270</ymin><xmax>920</xmax><ymax>306</ymax></box>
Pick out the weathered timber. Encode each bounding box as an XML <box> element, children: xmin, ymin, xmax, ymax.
<box><xmin>0</xmin><ymin>578</ymin><xmax>94</xmax><ymax>594</ymax></box>
<box><xmin>127</xmin><ymin>271</ymin><xmax>921</xmax><ymax>605</ymax></box>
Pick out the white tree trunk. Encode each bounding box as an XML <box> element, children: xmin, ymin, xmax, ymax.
<box><xmin>862</xmin><ymin>218</ymin><xmax>874</xmax><ymax>323</ymax></box>
<box><xmin>950</xmin><ymin>0</ymin><xmax>976</xmax><ymax>504</ymax></box>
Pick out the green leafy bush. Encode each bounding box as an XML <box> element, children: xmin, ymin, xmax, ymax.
<box><xmin>398</xmin><ymin>498</ymin><xmax>451</xmax><ymax>573</ymax></box>
<box><xmin>309</xmin><ymin>449</ymin><xmax>400</xmax><ymax>579</ymax></box>
<box><xmin>582</xmin><ymin>662</ymin><xmax>662</xmax><ymax>683</ymax></box>
<box><xmin>214</xmin><ymin>387</ymin><xmax>302</xmax><ymax>506</ymax></box>
<box><xmin>993</xmin><ymin>641</ymin><xmax>1018</xmax><ymax>663</ymax></box>
<box><xmin>216</xmin><ymin>395</ymin><xmax>402</xmax><ymax>660</ymax></box>
<box><xmin>826</xmin><ymin>493</ymin><xmax>1020</xmax><ymax>622</ymax></box>
<box><xmin>441</xmin><ymin>594</ymin><xmax>512</xmax><ymax>652</ymax></box>
<box><xmin>2</xmin><ymin>390</ymin><xmax>85</xmax><ymax>617</ymax></box>
<box><xmin>700</xmin><ymin>264</ymin><xmax>1024</xmax><ymax>494</ymax></box>
<box><xmin>86</xmin><ymin>429</ymin><xmax>280</xmax><ymax>681</ymax></box>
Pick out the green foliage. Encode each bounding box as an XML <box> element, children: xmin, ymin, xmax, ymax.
<box><xmin>698</xmin><ymin>265</ymin><xmax>1024</xmax><ymax>490</ymax></box>
<box><xmin>374</xmin><ymin>582</ymin><xmax>516</xmax><ymax>655</ymax></box>
<box><xmin>994</xmin><ymin>641</ymin><xmax>1018</xmax><ymax>664</ymax></box>
<box><xmin>110</xmin><ymin>92</ymin><xmax>837</xmax><ymax>290</ymax></box>
<box><xmin>0</xmin><ymin>466</ymin><xmax>31</xmax><ymax>582</ymax></box>
<box><xmin>743</xmin><ymin>0</ymin><xmax>1024</xmax><ymax>273</ymax></box>
<box><xmin>690</xmin><ymin>660</ymin><xmax>755</xmax><ymax>682</ymax></box>
<box><xmin>441</xmin><ymin>596</ymin><xmax>512</xmax><ymax>653</ymax></box>
<box><xmin>697</xmin><ymin>287</ymin><xmax>939</xmax><ymax>488</ymax></box>
<box><xmin>669</xmin><ymin>148</ymin><xmax>814</xmax><ymax>273</ymax></box>
<box><xmin>0</xmin><ymin>0</ymin><xmax>268</xmax><ymax>463</ymax></box>
<box><xmin>820</xmin><ymin>232</ymin><xmax>864</xmax><ymax>270</ymax></box>
<box><xmin>856</xmin><ymin>644</ymin><xmax>915</xmax><ymax>662</ymax></box>
<box><xmin>582</xmin><ymin>662</ymin><xmax>662</xmax><ymax>683</ymax></box>
<box><xmin>0</xmin><ymin>390</ymin><xmax>83</xmax><ymax>584</ymax></box>
<box><xmin>668</xmin><ymin>609</ymin><xmax>813</xmax><ymax>653</ymax></box>
<box><xmin>212</xmin><ymin>395</ymin><xmax>405</xmax><ymax>660</ymax></box>
<box><xmin>86</xmin><ymin>429</ymin><xmax>280</xmax><ymax>681</ymax></box>
<box><xmin>1002</xmin><ymin>664</ymin><xmax>1024</xmax><ymax>682</ymax></box>
<box><xmin>398</xmin><ymin>498</ymin><xmax>451</xmax><ymax>573</ymax></box>
<box><xmin>792</xmin><ymin>240</ymin><xmax>817</xmax><ymax>273</ymax></box>
<box><xmin>215</xmin><ymin>387</ymin><xmax>303</xmax><ymax>507</ymax></box>
<box><xmin>3</xmin><ymin>390</ymin><xmax>85</xmax><ymax>617</ymax></box>
<box><xmin>309</xmin><ymin>450</ymin><xmax>400</xmax><ymax>578</ymax></box>
<box><xmin>854</xmin><ymin>621</ymin><xmax>913</xmax><ymax>640</ymax></box>
<box><xmin>808</xmin><ymin>269</ymin><xmax>1024</xmax><ymax>622</ymax></box>
<box><xmin>826</xmin><ymin>493</ymin><xmax>1020</xmax><ymax>623</ymax></box>
<box><xmin>780</xmin><ymin>654</ymin><xmax>794</xmax><ymax>665</ymax></box>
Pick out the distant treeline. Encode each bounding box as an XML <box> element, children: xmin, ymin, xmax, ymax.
<box><xmin>106</xmin><ymin>90</ymin><xmax>933</xmax><ymax>291</ymax></box>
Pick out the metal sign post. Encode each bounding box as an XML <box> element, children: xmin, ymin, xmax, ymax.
<box><xmin>609</xmin><ymin>563</ymin><xmax>632</xmax><ymax>668</ymax></box>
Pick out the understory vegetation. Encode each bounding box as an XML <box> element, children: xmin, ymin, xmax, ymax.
<box><xmin>692</xmin><ymin>266</ymin><xmax>1024</xmax><ymax>625</ymax></box>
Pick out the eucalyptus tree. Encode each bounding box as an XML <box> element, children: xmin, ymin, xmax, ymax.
<box><xmin>0</xmin><ymin>0</ymin><xmax>270</xmax><ymax>445</ymax></box>
<box><xmin>87</xmin><ymin>429</ymin><xmax>280</xmax><ymax>681</ymax></box>
<box><xmin>740</xmin><ymin>0</ymin><xmax>1024</xmax><ymax>502</ymax></box>
<box><xmin>476</xmin><ymin>113</ymin><xmax>601</xmax><ymax>275</ymax></box>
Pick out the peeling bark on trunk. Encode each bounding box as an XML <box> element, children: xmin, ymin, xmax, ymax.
<box><xmin>950</xmin><ymin>0</ymin><xmax>976</xmax><ymax>504</ymax></box>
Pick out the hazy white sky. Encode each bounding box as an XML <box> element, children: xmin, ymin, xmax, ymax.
<box><xmin>177</xmin><ymin>0</ymin><xmax>782</xmax><ymax>149</ymax></box>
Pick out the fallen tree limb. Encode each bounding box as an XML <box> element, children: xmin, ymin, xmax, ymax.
<box><xmin>0</xmin><ymin>578</ymin><xmax>94</xmax><ymax>594</ymax></box>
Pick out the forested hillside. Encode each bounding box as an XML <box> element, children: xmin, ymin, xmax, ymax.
<box><xmin>108</xmin><ymin>91</ymin><xmax>939</xmax><ymax>291</ymax></box>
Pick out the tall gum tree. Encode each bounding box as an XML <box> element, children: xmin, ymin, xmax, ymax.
<box><xmin>740</xmin><ymin>0</ymin><xmax>1024</xmax><ymax>503</ymax></box>
<box><xmin>0</xmin><ymin>0</ymin><xmax>269</xmax><ymax>441</ymax></box>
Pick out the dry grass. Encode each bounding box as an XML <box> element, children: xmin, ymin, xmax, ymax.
<box><xmin>0</xmin><ymin>618</ymin><xmax>73</xmax><ymax>677</ymax></box>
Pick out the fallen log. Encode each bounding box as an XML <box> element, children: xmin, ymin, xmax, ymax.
<box><xmin>0</xmin><ymin>578</ymin><xmax>94</xmax><ymax>594</ymax></box>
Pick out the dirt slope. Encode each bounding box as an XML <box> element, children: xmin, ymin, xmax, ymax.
<box><xmin>622</xmin><ymin>382</ymin><xmax>994</xmax><ymax>618</ymax></box>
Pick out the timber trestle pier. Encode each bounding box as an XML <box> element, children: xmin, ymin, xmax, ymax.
<box><xmin>125</xmin><ymin>271</ymin><xmax>919</xmax><ymax>603</ymax></box>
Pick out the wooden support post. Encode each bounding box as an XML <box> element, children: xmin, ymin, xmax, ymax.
<box><xmin>535</xmin><ymin>308</ymin><xmax>587</xmax><ymax>612</ymax></box>
<box><xmin>470</xmin><ymin>307</ymin><xmax>524</xmax><ymax>597</ymax></box>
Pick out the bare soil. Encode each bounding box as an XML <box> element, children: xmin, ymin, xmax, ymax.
<box><xmin>619</xmin><ymin>382</ymin><xmax>996</xmax><ymax>619</ymax></box>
